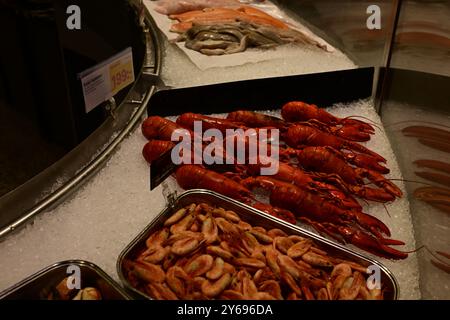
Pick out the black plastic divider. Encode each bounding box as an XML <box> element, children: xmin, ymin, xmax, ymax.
<box><xmin>148</xmin><ymin>67</ymin><xmax>374</xmax><ymax>116</ymax></box>
<box><xmin>148</xmin><ymin>68</ymin><xmax>374</xmax><ymax>189</ymax></box>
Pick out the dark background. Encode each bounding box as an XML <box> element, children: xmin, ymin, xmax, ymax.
<box><xmin>0</xmin><ymin>0</ymin><xmax>144</xmax><ymax>197</ymax></box>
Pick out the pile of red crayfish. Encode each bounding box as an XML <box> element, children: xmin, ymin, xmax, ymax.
<box><xmin>140</xmin><ymin>101</ymin><xmax>408</xmax><ymax>260</ymax></box>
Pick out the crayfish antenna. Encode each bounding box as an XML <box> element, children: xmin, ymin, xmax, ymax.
<box><xmin>344</xmin><ymin>115</ymin><xmax>381</xmax><ymax>126</ymax></box>
<box><xmin>381</xmin><ymin>203</ymin><xmax>391</xmax><ymax>218</ymax></box>
<box><xmin>388</xmin><ymin>178</ymin><xmax>433</xmax><ymax>187</ymax></box>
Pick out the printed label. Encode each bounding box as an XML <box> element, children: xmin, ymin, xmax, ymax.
<box><xmin>79</xmin><ymin>47</ymin><xmax>134</xmax><ymax>113</ymax></box>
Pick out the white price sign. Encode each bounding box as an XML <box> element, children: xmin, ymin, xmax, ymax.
<box><xmin>79</xmin><ymin>47</ymin><xmax>135</xmax><ymax>113</ymax></box>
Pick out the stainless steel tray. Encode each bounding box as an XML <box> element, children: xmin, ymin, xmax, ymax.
<box><xmin>0</xmin><ymin>260</ymin><xmax>130</xmax><ymax>300</ymax></box>
<box><xmin>117</xmin><ymin>189</ymin><xmax>399</xmax><ymax>300</ymax></box>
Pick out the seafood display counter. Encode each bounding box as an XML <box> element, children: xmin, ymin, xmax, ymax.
<box><xmin>0</xmin><ymin>70</ymin><xmax>421</xmax><ymax>300</ymax></box>
<box><xmin>0</xmin><ymin>0</ymin><xmax>448</xmax><ymax>301</ymax></box>
<box><xmin>138</xmin><ymin>69</ymin><xmax>420</xmax><ymax>300</ymax></box>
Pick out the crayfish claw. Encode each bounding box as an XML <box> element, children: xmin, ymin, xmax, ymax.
<box><xmin>341</xmin><ymin>118</ymin><xmax>375</xmax><ymax>134</ymax></box>
<box><xmin>335</xmin><ymin>125</ymin><xmax>371</xmax><ymax>142</ymax></box>
<box><xmin>361</xmin><ymin>169</ymin><xmax>403</xmax><ymax>198</ymax></box>
<box><xmin>336</xmin><ymin>225</ymin><xmax>408</xmax><ymax>260</ymax></box>
<box><xmin>354</xmin><ymin>211</ymin><xmax>391</xmax><ymax>237</ymax></box>
<box><xmin>352</xmin><ymin>185</ymin><xmax>396</xmax><ymax>203</ymax></box>
<box><xmin>343</xmin><ymin>152</ymin><xmax>390</xmax><ymax>174</ymax></box>
<box><xmin>379</xmin><ymin>238</ymin><xmax>405</xmax><ymax>246</ymax></box>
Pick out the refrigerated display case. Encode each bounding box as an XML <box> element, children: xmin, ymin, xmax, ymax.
<box><xmin>0</xmin><ymin>0</ymin><xmax>162</xmax><ymax>236</ymax></box>
<box><xmin>0</xmin><ymin>0</ymin><xmax>448</xmax><ymax>300</ymax></box>
<box><xmin>379</xmin><ymin>0</ymin><xmax>450</xmax><ymax>300</ymax></box>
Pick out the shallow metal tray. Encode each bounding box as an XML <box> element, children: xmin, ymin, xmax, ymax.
<box><xmin>117</xmin><ymin>189</ymin><xmax>399</xmax><ymax>300</ymax></box>
<box><xmin>0</xmin><ymin>260</ymin><xmax>130</xmax><ymax>300</ymax></box>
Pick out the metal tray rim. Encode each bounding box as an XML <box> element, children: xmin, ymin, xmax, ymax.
<box><xmin>117</xmin><ymin>189</ymin><xmax>399</xmax><ymax>300</ymax></box>
<box><xmin>0</xmin><ymin>259</ymin><xmax>131</xmax><ymax>300</ymax></box>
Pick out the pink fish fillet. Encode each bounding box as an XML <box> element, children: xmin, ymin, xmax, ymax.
<box><xmin>169</xmin><ymin>6</ymin><xmax>289</xmax><ymax>33</ymax></box>
<box><xmin>154</xmin><ymin>0</ymin><xmax>241</xmax><ymax>15</ymax></box>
